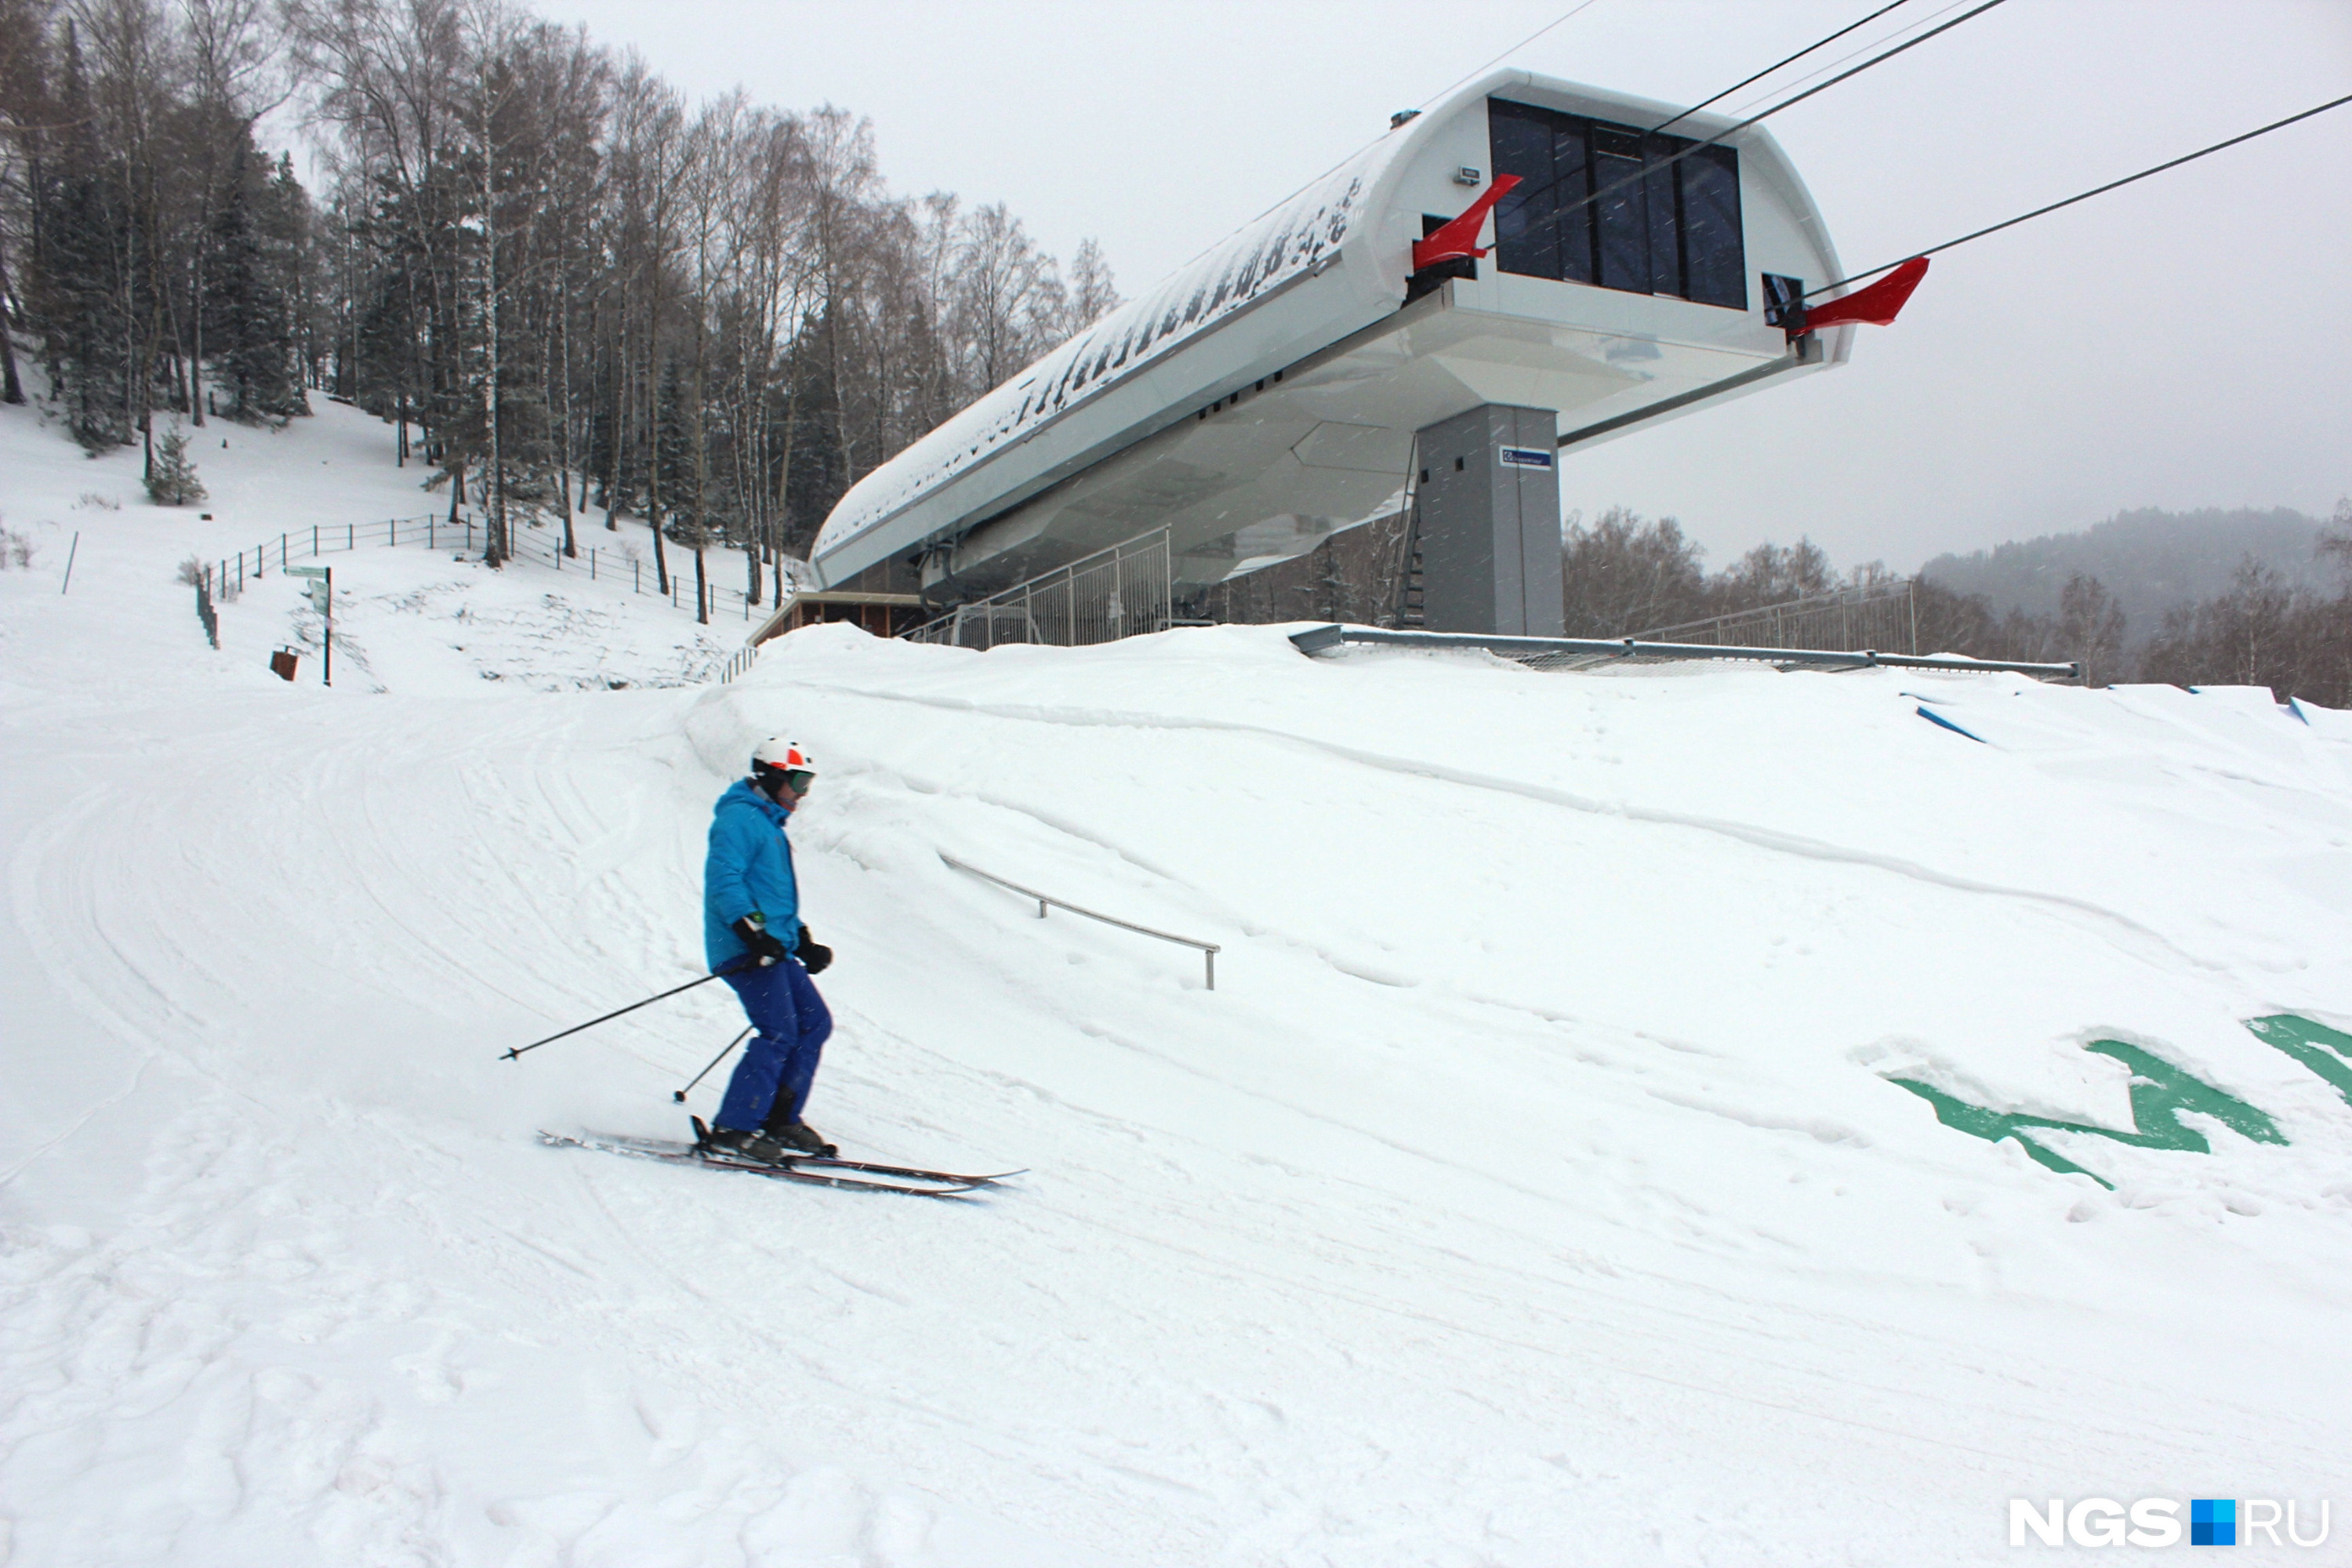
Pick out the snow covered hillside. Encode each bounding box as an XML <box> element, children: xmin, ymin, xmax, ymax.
<box><xmin>0</xmin><ymin>395</ymin><xmax>764</xmax><ymax>695</ymax></box>
<box><xmin>5</xmin><ymin>395</ymin><xmax>2352</xmax><ymax>1565</ymax></box>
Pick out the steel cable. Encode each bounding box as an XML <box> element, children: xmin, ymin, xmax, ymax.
<box><xmin>1518</xmin><ymin>0</ymin><xmax>2014</xmax><ymax>248</ymax></box>
<box><xmin>1653</xmin><ymin>0</ymin><xmax>1918</xmax><ymax>133</ymax></box>
<box><xmin>1808</xmin><ymin>89</ymin><xmax>2352</xmax><ymax>297</ymax></box>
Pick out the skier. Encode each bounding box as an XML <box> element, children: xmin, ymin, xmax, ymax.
<box><xmin>701</xmin><ymin>737</ymin><xmax>837</xmax><ymax>1162</ymax></box>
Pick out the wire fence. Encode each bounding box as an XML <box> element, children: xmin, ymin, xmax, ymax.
<box><xmin>1632</xmin><ymin>579</ymin><xmax>1918</xmax><ymax>655</ymax></box>
<box><xmin>188</xmin><ymin>512</ymin><xmax>790</xmax><ymax>630</ymax></box>
<box><xmin>905</xmin><ymin>529</ymin><xmax>1172</xmax><ymax>651</ymax></box>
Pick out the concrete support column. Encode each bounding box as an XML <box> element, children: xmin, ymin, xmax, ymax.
<box><xmin>1413</xmin><ymin>405</ymin><xmax>1565</xmax><ymax>637</ymax></box>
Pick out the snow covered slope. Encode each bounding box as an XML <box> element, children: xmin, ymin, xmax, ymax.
<box><xmin>0</xmin><ymin>395</ymin><xmax>759</xmax><ymax>695</ymax></box>
<box><xmin>5</xmin><ymin>397</ymin><xmax>2351</xmax><ymax>1565</ymax></box>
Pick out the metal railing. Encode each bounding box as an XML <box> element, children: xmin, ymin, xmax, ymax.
<box><xmin>1290</xmin><ymin>624</ymin><xmax>2083</xmax><ymax>681</ymax></box>
<box><xmin>191</xmin><ymin>513</ymin><xmax>787</xmax><ymax>630</ymax></box>
<box><xmin>906</xmin><ymin>528</ymin><xmax>1172</xmax><ymax>650</ymax></box>
<box><xmin>1633</xmin><ymin>579</ymin><xmax>1918</xmax><ymax>655</ymax></box>
<box><xmin>940</xmin><ymin>851</ymin><xmax>1219</xmax><ymax>989</ymax></box>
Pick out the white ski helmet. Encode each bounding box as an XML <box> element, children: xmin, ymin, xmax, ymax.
<box><xmin>750</xmin><ymin>737</ymin><xmax>815</xmax><ymax>789</ymax></box>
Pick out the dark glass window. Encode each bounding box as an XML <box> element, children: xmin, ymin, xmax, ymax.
<box><xmin>1486</xmin><ymin>98</ymin><xmax>1748</xmax><ymax>311</ymax></box>
<box><xmin>1490</xmin><ymin>101</ymin><xmax>1590</xmax><ymax>285</ymax></box>
<box><xmin>1679</xmin><ymin>145</ymin><xmax>1744</xmax><ymax>307</ymax></box>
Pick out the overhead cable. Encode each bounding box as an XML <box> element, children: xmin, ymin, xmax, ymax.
<box><xmin>1161</xmin><ymin>0</ymin><xmax>1616</xmax><ymax>277</ymax></box>
<box><xmin>1715</xmin><ymin>0</ymin><xmax>1977</xmax><ymax>122</ymax></box>
<box><xmin>1653</xmin><ymin>0</ymin><xmax>1916</xmax><ymax>133</ymax></box>
<box><xmin>1534</xmin><ymin>0</ymin><xmax>2013</xmax><ymax>241</ymax></box>
<box><xmin>1417</xmin><ymin>0</ymin><xmax>1614</xmax><ymax>116</ymax></box>
<box><xmin>1809</xmin><ymin>89</ymin><xmax>2352</xmax><ymax>297</ymax></box>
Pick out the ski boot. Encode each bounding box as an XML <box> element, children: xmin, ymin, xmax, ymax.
<box><xmin>763</xmin><ymin>1116</ymin><xmax>838</xmax><ymax>1158</ymax></box>
<box><xmin>699</xmin><ymin>1123</ymin><xmax>796</xmax><ymax>1165</ymax></box>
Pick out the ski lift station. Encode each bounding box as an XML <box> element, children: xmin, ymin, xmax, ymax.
<box><xmin>811</xmin><ymin>71</ymin><xmax>1915</xmax><ymax>639</ymax></box>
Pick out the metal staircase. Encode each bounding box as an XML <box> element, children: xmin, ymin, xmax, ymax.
<box><xmin>1390</xmin><ymin>443</ymin><xmax>1427</xmax><ymax>630</ymax></box>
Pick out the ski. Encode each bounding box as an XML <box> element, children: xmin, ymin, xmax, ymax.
<box><xmin>681</xmin><ymin>1116</ymin><xmax>1022</xmax><ymax>1186</ymax></box>
<box><xmin>539</xmin><ymin>1131</ymin><xmax>985</xmax><ymax>1197</ymax></box>
<box><xmin>789</xmin><ymin>1153</ymin><xmax>1026</xmax><ymax>1186</ymax></box>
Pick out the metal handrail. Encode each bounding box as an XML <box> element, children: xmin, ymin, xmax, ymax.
<box><xmin>904</xmin><ymin>527</ymin><xmax>1172</xmax><ymax>649</ymax></box>
<box><xmin>940</xmin><ymin>851</ymin><xmax>1219</xmax><ymax>989</ymax></box>
<box><xmin>198</xmin><ymin>512</ymin><xmax>778</xmax><ymax>630</ymax></box>
<box><xmin>1632</xmin><ymin>579</ymin><xmax>1918</xmax><ymax>653</ymax></box>
<box><xmin>1290</xmin><ymin>624</ymin><xmax>2083</xmax><ymax>681</ymax></box>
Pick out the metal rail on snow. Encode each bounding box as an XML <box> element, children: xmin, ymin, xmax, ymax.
<box><xmin>940</xmin><ymin>851</ymin><xmax>1219</xmax><ymax>989</ymax></box>
<box><xmin>1289</xmin><ymin>625</ymin><xmax>2083</xmax><ymax>681</ymax></box>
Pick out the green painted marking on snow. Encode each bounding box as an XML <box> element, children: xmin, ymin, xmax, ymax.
<box><xmin>2087</xmin><ymin>1040</ymin><xmax>2286</xmax><ymax>1149</ymax></box>
<box><xmin>1890</xmin><ymin>1039</ymin><xmax>2285</xmax><ymax>1188</ymax></box>
<box><xmin>1884</xmin><ymin>1079</ymin><xmax>2115</xmax><ymax>1187</ymax></box>
<box><xmin>2245</xmin><ymin>1014</ymin><xmax>2352</xmax><ymax>1105</ymax></box>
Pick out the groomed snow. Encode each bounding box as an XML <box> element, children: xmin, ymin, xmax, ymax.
<box><xmin>4</xmin><ymin>393</ymin><xmax>2350</xmax><ymax>1565</ymax></box>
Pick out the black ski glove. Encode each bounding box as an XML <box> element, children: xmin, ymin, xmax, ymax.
<box><xmin>731</xmin><ymin>916</ymin><xmax>790</xmax><ymax>967</ymax></box>
<box><xmin>795</xmin><ymin>924</ymin><xmax>834</xmax><ymax>975</ymax></box>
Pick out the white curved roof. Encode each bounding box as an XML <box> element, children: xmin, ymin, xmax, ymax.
<box><xmin>814</xmin><ymin>139</ymin><xmax>1403</xmax><ymax>566</ymax></box>
<box><xmin>813</xmin><ymin>71</ymin><xmax>1843</xmax><ymax>586</ymax></box>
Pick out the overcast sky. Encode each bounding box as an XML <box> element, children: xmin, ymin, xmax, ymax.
<box><xmin>542</xmin><ymin>0</ymin><xmax>2351</xmax><ymax>573</ymax></box>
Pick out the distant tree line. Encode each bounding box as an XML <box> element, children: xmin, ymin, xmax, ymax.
<box><xmin>1564</xmin><ymin>502</ymin><xmax>2352</xmax><ymax>705</ymax></box>
<box><xmin>1918</xmin><ymin>506</ymin><xmax>2337</xmax><ymax>638</ymax></box>
<box><xmin>1214</xmin><ymin>500</ymin><xmax>2352</xmax><ymax>707</ymax></box>
<box><xmin>0</xmin><ymin>0</ymin><xmax>1117</xmax><ymax>619</ymax></box>
<box><xmin>2132</xmin><ymin>506</ymin><xmax>2351</xmax><ymax>707</ymax></box>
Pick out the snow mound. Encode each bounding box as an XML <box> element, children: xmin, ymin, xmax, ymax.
<box><xmin>5</xmin><ymin>391</ymin><xmax>2350</xmax><ymax>1563</ymax></box>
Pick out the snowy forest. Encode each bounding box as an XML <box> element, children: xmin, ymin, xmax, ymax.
<box><xmin>0</xmin><ymin>0</ymin><xmax>1120</xmax><ymax>614</ymax></box>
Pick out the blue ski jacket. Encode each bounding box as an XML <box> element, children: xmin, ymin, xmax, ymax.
<box><xmin>704</xmin><ymin>778</ymin><xmax>802</xmax><ymax>971</ymax></box>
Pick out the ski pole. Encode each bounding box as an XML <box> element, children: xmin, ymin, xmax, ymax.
<box><xmin>673</xmin><ymin>1026</ymin><xmax>753</xmax><ymax>1102</ymax></box>
<box><xmin>501</xmin><ymin>961</ymin><xmax>746</xmax><ymax>1061</ymax></box>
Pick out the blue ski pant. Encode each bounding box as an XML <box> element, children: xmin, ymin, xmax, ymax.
<box><xmin>713</xmin><ymin>960</ymin><xmax>832</xmax><ymax>1132</ymax></box>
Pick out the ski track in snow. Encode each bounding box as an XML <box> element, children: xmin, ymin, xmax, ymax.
<box><xmin>5</xmin><ymin>398</ymin><xmax>2352</xmax><ymax>1563</ymax></box>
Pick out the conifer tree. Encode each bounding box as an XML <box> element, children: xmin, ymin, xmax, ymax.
<box><xmin>210</xmin><ymin>137</ymin><xmax>304</xmax><ymax>419</ymax></box>
<box><xmin>263</xmin><ymin>154</ymin><xmax>318</xmax><ymax>408</ymax></box>
<box><xmin>146</xmin><ymin>424</ymin><xmax>207</xmax><ymax>504</ymax></box>
<box><xmin>36</xmin><ymin>24</ymin><xmax>134</xmax><ymax>452</ymax></box>
<box><xmin>655</xmin><ymin>356</ymin><xmax>698</xmax><ymax>531</ymax></box>
<box><xmin>779</xmin><ymin>310</ymin><xmax>848</xmax><ymax>555</ymax></box>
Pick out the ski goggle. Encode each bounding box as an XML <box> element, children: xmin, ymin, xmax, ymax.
<box><xmin>784</xmin><ymin>770</ymin><xmax>815</xmax><ymax>794</ymax></box>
